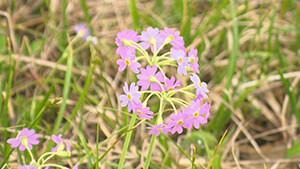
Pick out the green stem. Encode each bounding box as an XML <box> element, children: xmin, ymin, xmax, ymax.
<box><xmin>52</xmin><ymin>36</ymin><xmax>74</xmax><ymax>136</ymax></box>
<box><xmin>26</xmin><ymin>147</ymin><xmax>36</xmax><ymax>163</ymax></box>
<box><xmin>144</xmin><ymin>98</ymin><xmax>164</xmax><ymax>168</ymax></box>
<box><xmin>117</xmin><ymin>113</ymin><xmax>137</xmax><ymax>169</ymax></box>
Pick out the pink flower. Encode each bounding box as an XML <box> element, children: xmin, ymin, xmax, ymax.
<box><xmin>119</xmin><ymin>82</ymin><xmax>141</xmax><ymax>112</ymax></box>
<box><xmin>7</xmin><ymin>128</ymin><xmax>39</xmax><ymax>151</ymax></box>
<box><xmin>160</xmin><ymin>27</ymin><xmax>185</xmax><ymax>50</ymax></box>
<box><xmin>139</xmin><ymin>27</ymin><xmax>164</xmax><ymax>52</ymax></box>
<box><xmin>137</xmin><ymin>65</ymin><xmax>164</xmax><ymax>91</ymax></box>
<box><xmin>115</xmin><ymin>30</ymin><xmax>139</xmax><ymax>55</ymax></box>
<box><xmin>146</xmin><ymin>124</ymin><xmax>169</xmax><ymax>136</ymax></box>
<box><xmin>188</xmin><ymin>47</ymin><xmax>199</xmax><ymax>73</ymax></box>
<box><xmin>166</xmin><ymin>111</ymin><xmax>189</xmax><ymax>134</ymax></box>
<box><xmin>116</xmin><ymin>51</ymin><xmax>141</xmax><ymax>73</ymax></box>
<box><xmin>183</xmin><ymin>101</ymin><xmax>211</xmax><ymax>129</ymax></box>
<box><xmin>74</xmin><ymin>23</ymin><xmax>90</xmax><ymax>40</ymax></box>
<box><xmin>163</xmin><ymin>76</ymin><xmax>182</xmax><ymax>92</ymax></box>
<box><xmin>73</xmin><ymin>163</ymin><xmax>80</xmax><ymax>169</ymax></box>
<box><xmin>19</xmin><ymin>165</ymin><xmax>37</xmax><ymax>169</ymax></box>
<box><xmin>133</xmin><ymin>102</ymin><xmax>153</xmax><ymax>120</ymax></box>
<box><xmin>170</xmin><ymin>48</ymin><xmax>190</xmax><ymax>76</ymax></box>
<box><xmin>190</xmin><ymin>73</ymin><xmax>209</xmax><ymax>99</ymax></box>
<box><xmin>51</xmin><ymin>134</ymin><xmax>63</xmax><ymax>152</ymax></box>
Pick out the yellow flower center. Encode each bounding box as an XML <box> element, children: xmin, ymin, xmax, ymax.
<box><xmin>199</xmin><ymin>82</ymin><xmax>202</xmax><ymax>87</ymax></box>
<box><xmin>137</xmin><ymin>110</ymin><xmax>143</xmax><ymax>115</ymax></box>
<box><xmin>179</xmin><ymin>57</ymin><xmax>183</xmax><ymax>63</ymax></box>
<box><xmin>125</xmin><ymin>59</ymin><xmax>130</xmax><ymax>66</ymax></box>
<box><xmin>168</xmin><ymin>87</ymin><xmax>174</xmax><ymax>92</ymax></box>
<box><xmin>193</xmin><ymin>111</ymin><xmax>199</xmax><ymax>118</ymax></box>
<box><xmin>127</xmin><ymin>94</ymin><xmax>131</xmax><ymax>100</ymax></box>
<box><xmin>177</xmin><ymin>120</ymin><xmax>183</xmax><ymax>125</ymax></box>
<box><xmin>20</xmin><ymin>136</ymin><xmax>28</xmax><ymax>147</ymax></box>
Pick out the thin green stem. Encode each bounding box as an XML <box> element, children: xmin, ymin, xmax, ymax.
<box><xmin>52</xmin><ymin>36</ymin><xmax>74</xmax><ymax>136</ymax></box>
<box><xmin>26</xmin><ymin>147</ymin><xmax>36</xmax><ymax>163</ymax></box>
<box><xmin>144</xmin><ymin>98</ymin><xmax>164</xmax><ymax>168</ymax></box>
<box><xmin>117</xmin><ymin>113</ymin><xmax>137</xmax><ymax>169</ymax></box>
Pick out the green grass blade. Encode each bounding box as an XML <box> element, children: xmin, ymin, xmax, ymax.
<box><xmin>52</xmin><ymin>38</ymin><xmax>74</xmax><ymax>135</ymax></box>
<box><xmin>127</xmin><ymin>0</ymin><xmax>139</xmax><ymax>30</ymax></box>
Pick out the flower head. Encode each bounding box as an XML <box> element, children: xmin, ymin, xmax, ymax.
<box><xmin>87</xmin><ymin>36</ymin><xmax>98</xmax><ymax>45</ymax></box>
<box><xmin>137</xmin><ymin>65</ymin><xmax>164</xmax><ymax>91</ymax></box>
<box><xmin>170</xmin><ymin>48</ymin><xmax>190</xmax><ymax>76</ymax></box>
<box><xmin>7</xmin><ymin>128</ymin><xmax>39</xmax><ymax>151</ymax></box>
<box><xmin>116</xmin><ymin>51</ymin><xmax>141</xmax><ymax>73</ymax></box>
<box><xmin>139</xmin><ymin>27</ymin><xmax>164</xmax><ymax>52</ymax></box>
<box><xmin>119</xmin><ymin>82</ymin><xmax>141</xmax><ymax>112</ymax></box>
<box><xmin>19</xmin><ymin>165</ymin><xmax>37</xmax><ymax>169</ymax></box>
<box><xmin>146</xmin><ymin>124</ymin><xmax>169</xmax><ymax>136</ymax></box>
<box><xmin>74</xmin><ymin>23</ymin><xmax>90</xmax><ymax>40</ymax></box>
<box><xmin>163</xmin><ymin>76</ymin><xmax>182</xmax><ymax>92</ymax></box>
<box><xmin>133</xmin><ymin>102</ymin><xmax>153</xmax><ymax>120</ymax></box>
<box><xmin>190</xmin><ymin>73</ymin><xmax>209</xmax><ymax>99</ymax></box>
<box><xmin>115</xmin><ymin>30</ymin><xmax>139</xmax><ymax>55</ymax></box>
<box><xmin>160</xmin><ymin>27</ymin><xmax>185</xmax><ymax>50</ymax></box>
<box><xmin>166</xmin><ymin>111</ymin><xmax>189</xmax><ymax>134</ymax></box>
<box><xmin>188</xmin><ymin>47</ymin><xmax>199</xmax><ymax>73</ymax></box>
<box><xmin>183</xmin><ymin>100</ymin><xmax>210</xmax><ymax>129</ymax></box>
<box><xmin>51</xmin><ymin>134</ymin><xmax>63</xmax><ymax>152</ymax></box>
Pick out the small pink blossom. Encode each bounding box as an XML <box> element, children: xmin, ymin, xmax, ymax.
<box><xmin>190</xmin><ymin>73</ymin><xmax>209</xmax><ymax>99</ymax></box>
<box><xmin>139</xmin><ymin>27</ymin><xmax>164</xmax><ymax>52</ymax></box>
<box><xmin>133</xmin><ymin>102</ymin><xmax>153</xmax><ymax>120</ymax></box>
<box><xmin>166</xmin><ymin>111</ymin><xmax>189</xmax><ymax>134</ymax></box>
<box><xmin>160</xmin><ymin>27</ymin><xmax>185</xmax><ymax>50</ymax></box>
<box><xmin>119</xmin><ymin>82</ymin><xmax>141</xmax><ymax>112</ymax></box>
<box><xmin>183</xmin><ymin>101</ymin><xmax>210</xmax><ymax>129</ymax></box>
<box><xmin>7</xmin><ymin>128</ymin><xmax>39</xmax><ymax>151</ymax></box>
<box><xmin>170</xmin><ymin>48</ymin><xmax>190</xmax><ymax>76</ymax></box>
<box><xmin>163</xmin><ymin>76</ymin><xmax>182</xmax><ymax>92</ymax></box>
<box><xmin>188</xmin><ymin>47</ymin><xmax>199</xmax><ymax>73</ymax></box>
<box><xmin>137</xmin><ymin>65</ymin><xmax>164</xmax><ymax>91</ymax></box>
<box><xmin>146</xmin><ymin>124</ymin><xmax>169</xmax><ymax>136</ymax></box>
<box><xmin>115</xmin><ymin>30</ymin><xmax>139</xmax><ymax>55</ymax></box>
<box><xmin>116</xmin><ymin>51</ymin><xmax>141</xmax><ymax>73</ymax></box>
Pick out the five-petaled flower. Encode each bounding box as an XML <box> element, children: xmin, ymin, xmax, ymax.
<box><xmin>7</xmin><ymin>128</ymin><xmax>39</xmax><ymax>151</ymax></box>
<box><xmin>190</xmin><ymin>73</ymin><xmax>209</xmax><ymax>99</ymax></box>
<box><xmin>139</xmin><ymin>27</ymin><xmax>164</xmax><ymax>52</ymax></box>
<box><xmin>115</xmin><ymin>30</ymin><xmax>139</xmax><ymax>56</ymax></box>
<box><xmin>133</xmin><ymin>102</ymin><xmax>153</xmax><ymax>120</ymax></box>
<box><xmin>163</xmin><ymin>76</ymin><xmax>182</xmax><ymax>92</ymax></box>
<box><xmin>119</xmin><ymin>82</ymin><xmax>141</xmax><ymax>112</ymax></box>
<box><xmin>160</xmin><ymin>27</ymin><xmax>185</xmax><ymax>50</ymax></box>
<box><xmin>183</xmin><ymin>100</ymin><xmax>211</xmax><ymax>129</ymax></box>
<box><xmin>116</xmin><ymin>51</ymin><xmax>141</xmax><ymax>73</ymax></box>
<box><xmin>166</xmin><ymin>111</ymin><xmax>189</xmax><ymax>134</ymax></box>
<box><xmin>74</xmin><ymin>23</ymin><xmax>90</xmax><ymax>40</ymax></box>
<box><xmin>146</xmin><ymin>124</ymin><xmax>169</xmax><ymax>137</ymax></box>
<box><xmin>137</xmin><ymin>65</ymin><xmax>164</xmax><ymax>91</ymax></box>
<box><xmin>170</xmin><ymin>48</ymin><xmax>190</xmax><ymax>76</ymax></box>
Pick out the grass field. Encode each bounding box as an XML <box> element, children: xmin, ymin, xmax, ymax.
<box><xmin>0</xmin><ymin>0</ymin><xmax>300</xmax><ymax>168</ymax></box>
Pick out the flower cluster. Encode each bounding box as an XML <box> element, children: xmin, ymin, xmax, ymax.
<box><xmin>116</xmin><ymin>27</ymin><xmax>211</xmax><ymax>136</ymax></box>
<box><xmin>7</xmin><ymin>128</ymin><xmax>79</xmax><ymax>169</ymax></box>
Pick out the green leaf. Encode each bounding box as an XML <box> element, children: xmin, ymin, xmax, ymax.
<box><xmin>286</xmin><ymin>140</ymin><xmax>300</xmax><ymax>158</ymax></box>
